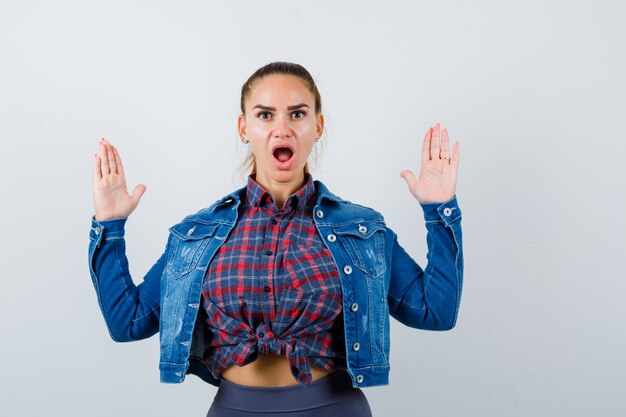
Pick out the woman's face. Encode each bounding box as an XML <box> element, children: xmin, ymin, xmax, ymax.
<box><xmin>238</xmin><ymin>74</ymin><xmax>323</xmax><ymax>185</ymax></box>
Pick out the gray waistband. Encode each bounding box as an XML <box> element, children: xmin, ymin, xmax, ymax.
<box><xmin>213</xmin><ymin>370</ymin><xmax>359</xmax><ymax>412</ymax></box>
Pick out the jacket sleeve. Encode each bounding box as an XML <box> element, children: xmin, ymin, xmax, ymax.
<box><xmin>386</xmin><ymin>195</ymin><xmax>463</xmax><ymax>330</ymax></box>
<box><xmin>87</xmin><ymin>215</ymin><xmax>169</xmax><ymax>342</ymax></box>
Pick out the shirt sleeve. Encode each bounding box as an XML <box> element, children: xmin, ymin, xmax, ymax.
<box><xmin>87</xmin><ymin>214</ymin><xmax>169</xmax><ymax>342</ymax></box>
<box><xmin>386</xmin><ymin>195</ymin><xmax>464</xmax><ymax>330</ymax></box>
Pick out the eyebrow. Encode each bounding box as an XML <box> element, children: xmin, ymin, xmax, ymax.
<box><xmin>252</xmin><ymin>103</ymin><xmax>310</xmax><ymax>111</ymax></box>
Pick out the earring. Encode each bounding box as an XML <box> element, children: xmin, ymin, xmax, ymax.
<box><xmin>314</xmin><ymin>137</ymin><xmax>319</xmax><ymax>142</ymax></box>
<box><xmin>242</xmin><ymin>138</ymin><xmax>249</xmax><ymax>144</ymax></box>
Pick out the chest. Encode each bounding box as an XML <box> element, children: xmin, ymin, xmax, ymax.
<box><xmin>200</xmin><ymin>207</ymin><xmax>342</xmax><ymax>317</ymax></box>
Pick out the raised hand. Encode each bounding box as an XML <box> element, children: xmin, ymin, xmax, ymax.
<box><xmin>400</xmin><ymin>122</ymin><xmax>460</xmax><ymax>204</ymax></box>
<box><xmin>92</xmin><ymin>138</ymin><xmax>147</xmax><ymax>221</ymax></box>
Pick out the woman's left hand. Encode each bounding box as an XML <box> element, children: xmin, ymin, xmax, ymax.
<box><xmin>400</xmin><ymin>122</ymin><xmax>460</xmax><ymax>204</ymax></box>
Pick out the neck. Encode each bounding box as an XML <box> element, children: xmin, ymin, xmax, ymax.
<box><xmin>254</xmin><ymin>170</ymin><xmax>306</xmax><ymax>210</ymax></box>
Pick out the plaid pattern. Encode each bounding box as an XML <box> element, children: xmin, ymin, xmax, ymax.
<box><xmin>199</xmin><ymin>172</ymin><xmax>347</xmax><ymax>386</ymax></box>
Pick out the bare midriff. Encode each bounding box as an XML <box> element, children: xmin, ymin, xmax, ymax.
<box><xmin>220</xmin><ymin>352</ymin><xmax>332</xmax><ymax>387</ymax></box>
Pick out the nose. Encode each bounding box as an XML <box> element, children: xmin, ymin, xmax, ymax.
<box><xmin>272</xmin><ymin>115</ymin><xmax>293</xmax><ymax>138</ymax></box>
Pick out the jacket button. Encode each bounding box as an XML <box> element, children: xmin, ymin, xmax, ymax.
<box><xmin>352</xmin><ymin>342</ymin><xmax>360</xmax><ymax>351</ymax></box>
<box><xmin>443</xmin><ymin>207</ymin><xmax>453</xmax><ymax>216</ymax></box>
<box><xmin>343</xmin><ymin>265</ymin><xmax>352</xmax><ymax>274</ymax></box>
<box><xmin>187</xmin><ymin>226</ymin><xmax>196</xmax><ymax>235</ymax></box>
<box><xmin>327</xmin><ymin>233</ymin><xmax>336</xmax><ymax>242</ymax></box>
<box><xmin>356</xmin><ymin>374</ymin><xmax>364</xmax><ymax>383</ymax></box>
<box><xmin>94</xmin><ymin>227</ymin><xmax>100</xmax><ymax>235</ymax></box>
<box><xmin>358</xmin><ymin>225</ymin><xmax>367</xmax><ymax>234</ymax></box>
<box><xmin>316</xmin><ymin>210</ymin><xmax>324</xmax><ymax>218</ymax></box>
<box><xmin>351</xmin><ymin>302</ymin><xmax>358</xmax><ymax>312</ymax></box>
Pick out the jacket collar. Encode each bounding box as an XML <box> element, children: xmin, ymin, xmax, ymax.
<box><xmin>184</xmin><ymin>177</ymin><xmax>344</xmax><ymax>224</ymax></box>
<box><xmin>225</xmin><ymin>176</ymin><xmax>342</xmax><ymax>207</ymax></box>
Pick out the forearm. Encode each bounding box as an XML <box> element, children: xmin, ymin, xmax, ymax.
<box><xmin>87</xmin><ymin>215</ymin><xmax>163</xmax><ymax>342</ymax></box>
<box><xmin>388</xmin><ymin>195</ymin><xmax>464</xmax><ymax>330</ymax></box>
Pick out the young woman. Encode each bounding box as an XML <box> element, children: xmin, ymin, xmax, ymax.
<box><xmin>89</xmin><ymin>62</ymin><xmax>463</xmax><ymax>417</ymax></box>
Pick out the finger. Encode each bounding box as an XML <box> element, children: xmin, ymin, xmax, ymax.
<box><xmin>111</xmin><ymin>144</ymin><xmax>125</xmax><ymax>178</ymax></box>
<box><xmin>400</xmin><ymin>169</ymin><xmax>418</xmax><ymax>190</ymax></box>
<box><xmin>440</xmin><ymin>127</ymin><xmax>450</xmax><ymax>161</ymax></box>
<box><xmin>421</xmin><ymin>127</ymin><xmax>433</xmax><ymax>162</ymax></box>
<box><xmin>131</xmin><ymin>184</ymin><xmax>147</xmax><ymax>204</ymax></box>
<box><xmin>99</xmin><ymin>140</ymin><xmax>110</xmax><ymax>175</ymax></box>
<box><xmin>104</xmin><ymin>139</ymin><xmax>117</xmax><ymax>174</ymax></box>
<box><xmin>93</xmin><ymin>149</ymin><xmax>102</xmax><ymax>181</ymax></box>
<box><xmin>430</xmin><ymin>122</ymin><xmax>441</xmax><ymax>161</ymax></box>
<box><xmin>451</xmin><ymin>140</ymin><xmax>460</xmax><ymax>168</ymax></box>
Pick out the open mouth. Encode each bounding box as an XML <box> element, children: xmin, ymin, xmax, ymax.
<box><xmin>273</xmin><ymin>147</ymin><xmax>294</xmax><ymax>162</ymax></box>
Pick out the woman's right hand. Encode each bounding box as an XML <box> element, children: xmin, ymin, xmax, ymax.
<box><xmin>92</xmin><ymin>138</ymin><xmax>146</xmax><ymax>222</ymax></box>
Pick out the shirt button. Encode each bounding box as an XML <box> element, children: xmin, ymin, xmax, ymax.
<box><xmin>271</xmin><ymin>219</ymin><xmax>277</xmax><ymax>225</ymax></box>
<box><xmin>356</xmin><ymin>374</ymin><xmax>364</xmax><ymax>383</ymax></box>
<box><xmin>351</xmin><ymin>302</ymin><xmax>359</xmax><ymax>312</ymax></box>
<box><xmin>343</xmin><ymin>265</ymin><xmax>352</xmax><ymax>274</ymax></box>
<box><xmin>259</xmin><ymin>332</ymin><xmax>265</xmax><ymax>338</ymax></box>
<box><xmin>352</xmin><ymin>342</ymin><xmax>360</xmax><ymax>351</ymax></box>
<box><xmin>443</xmin><ymin>207</ymin><xmax>453</xmax><ymax>216</ymax></box>
<box><xmin>266</xmin><ymin>250</ymin><xmax>273</xmax><ymax>256</ymax></box>
<box><xmin>316</xmin><ymin>210</ymin><xmax>324</xmax><ymax>218</ymax></box>
<box><xmin>263</xmin><ymin>286</ymin><xmax>271</xmax><ymax>292</ymax></box>
<box><xmin>327</xmin><ymin>233</ymin><xmax>336</xmax><ymax>242</ymax></box>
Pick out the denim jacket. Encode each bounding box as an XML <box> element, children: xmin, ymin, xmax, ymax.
<box><xmin>87</xmin><ymin>179</ymin><xmax>463</xmax><ymax>388</ymax></box>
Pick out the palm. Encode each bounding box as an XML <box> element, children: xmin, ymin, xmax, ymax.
<box><xmin>92</xmin><ymin>138</ymin><xmax>146</xmax><ymax>221</ymax></box>
<box><xmin>94</xmin><ymin>170</ymin><xmax>132</xmax><ymax>212</ymax></box>
<box><xmin>400</xmin><ymin>123</ymin><xmax>460</xmax><ymax>204</ymax></box>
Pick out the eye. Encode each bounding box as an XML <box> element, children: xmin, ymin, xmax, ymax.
<box><xmin>256</xmin><ymin>110</ymin><xmax>306</xmax><ymax>120</ymax></box>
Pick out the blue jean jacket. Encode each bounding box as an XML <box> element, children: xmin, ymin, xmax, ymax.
<box><xmin>87</xmin><ymin>179</ymin><xmax>463</xmax><ymax>388</ymax></box>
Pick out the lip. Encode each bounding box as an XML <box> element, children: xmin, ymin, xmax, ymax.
<box><xmin>271</xmin><ymin>142</ymin><xmax>296</xmax><ymax>170</ymax></box>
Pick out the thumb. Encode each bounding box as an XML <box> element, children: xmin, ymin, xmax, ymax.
<box><xmin>131</xmin><ymin>184</ymin><xmax>147</xmax><ymax>204</ymax></box>
<box><xmin>400</xmin><ymin>169</ymin><xmax>417</xmax><ymax>190</ymax></box>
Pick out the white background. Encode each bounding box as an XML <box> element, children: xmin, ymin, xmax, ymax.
<box><xmin>1</xmin><ymin>1</ymin><xmax>624</xmax><ymax>416</ymax></box>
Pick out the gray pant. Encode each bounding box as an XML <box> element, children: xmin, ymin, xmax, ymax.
<box><xmin>206</xmin><ymin>370</ymin><xmax>373</xmax><ymax>417</ymax></box>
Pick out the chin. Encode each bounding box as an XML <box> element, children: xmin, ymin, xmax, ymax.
<box><xmin>273</xmin><ymin>166</ymin><xmax>305</xmax><ymax>178</ymax></box>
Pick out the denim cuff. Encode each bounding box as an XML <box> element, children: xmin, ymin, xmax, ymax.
<box><xmin>419</xmin><ymin>195</ymin><xmax>462</xmax><ymax>226</ymax></box>
<box><xmin>90</xmin><ymin>215</ymin><xmax>128</xmax><ymax>241</ymax></box>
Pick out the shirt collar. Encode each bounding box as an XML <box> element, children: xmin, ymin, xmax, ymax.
<box><xmin>246</xmin><ymin>171</ymin><xmax>316</xmax><ymax>212</ymax></box>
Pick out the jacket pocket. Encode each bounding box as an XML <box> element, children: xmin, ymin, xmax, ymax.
<box><xmin>166</xmin><ymin>222</ymin><xmax>218</xmax><ymax>278</ymax></box>
<box><xmin>332</xmin><ymin>222</ymin><xmax>387</xmax><ymax>278</ymax></box>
